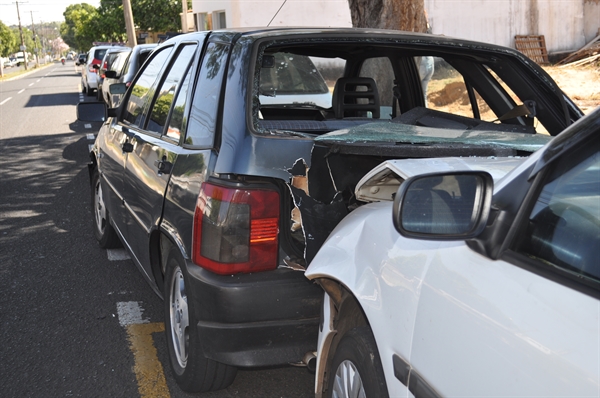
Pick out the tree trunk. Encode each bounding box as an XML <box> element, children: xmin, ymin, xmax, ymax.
<box><xmin>348</xmin><ymin>0</ymin><xmax>427</xmax><ymax>32</ymax></box>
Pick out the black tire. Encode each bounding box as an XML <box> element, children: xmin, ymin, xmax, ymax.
<box><xmin>96</xmin><ymin>88</ymin><xmax>103</xmax><ymax>102</ymax></box>
<box><xmin>91</xmin><ymin>168</ymin><xmax>120</xmax><ymax>248</ymax></box>
<box><xmin>86</xmin><ymin>85</ymin><xmax>95</xmax><ymax>97</ymax></box>
<box><xmin>164</xmin><ymin>248</ymin><xmax>237</xmax><ymax>393</ymax></box>
<box><xmin>327</xmin><ymin>327</ymin><xmax>389</xmax><ymax>398</ymax></box>
<box><xmin>81</xmin><ymin>81</ymin><xmax>86</xmax><ymax>93</ymax></box>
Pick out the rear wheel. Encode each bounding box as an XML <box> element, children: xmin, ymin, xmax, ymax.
<box><xmin>86</xmin><ymin>85</ymin><xmax>95</xmax><ymax>97</ymax></box>
<box><xmin>91</xmin><ymin>168</ymin><xmax>120</xmax><ymax>248</ymax></box>
<box><xmin>164</xmin><ymin>248</ymin><xmax>237</xmax><ymax>392</ymax></box>
<box><xmin>328</xmin><ymin>327</ymin><xmax>389</xmax><ymax>398</ymax></box>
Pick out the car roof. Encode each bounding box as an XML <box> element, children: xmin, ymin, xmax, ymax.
<box><xmin>161</xmin><ymin>27</ymin><xmax>523</xmax><ymax>55</ymax></box>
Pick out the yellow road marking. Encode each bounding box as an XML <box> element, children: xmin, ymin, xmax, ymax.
<box><xmin>126</xmin><ymin>322</ymin><xmax>170</xmax><ymax>398</ymax></box>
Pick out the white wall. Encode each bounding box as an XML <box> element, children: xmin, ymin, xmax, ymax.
<box><xmin>192</xmin><ymin>0</ymin><xmax>351</xmax><ymax>28</ymax></box>
<box><xmin>193</xmin><ymin>0</ymin><xmax>597</xmax><ymax>52</ymax></box>
<box><xmin>425</xmin><ymin>0</ymin><xmax>596</xmax><ymax>52</ymax></box>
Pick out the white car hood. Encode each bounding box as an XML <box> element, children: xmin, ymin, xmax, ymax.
<box><xmin>355</xmin><ymin>157</ymin><xmax>527</xmax><ymax>202</ymax></box>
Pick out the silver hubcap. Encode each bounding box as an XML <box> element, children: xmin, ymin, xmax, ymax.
<box><xmin>94</xmin><ymin>180</ymin><xmax>107</xmax><ymax>235</ymax></box>
<box><xmin>332</xmin><ymin>360</ymin><xmax>366</xmax><ymax>398</ymax></box>
<box><xmin>169</xmin><ymin>267</ymin><xmax>189</xmax><ymax>369</ymax></box>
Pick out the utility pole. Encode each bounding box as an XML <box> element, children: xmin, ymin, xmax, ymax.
<box><xmin>30</xmin><ymin>11</ymin><xmax>39</xmax><ymax>67</ymax></box>
<box><xmin>15</xmin><ymin>1</ymin><xmax>28</xmax><ymax>70</ymax></box>
<box><xmin>122</xmin><ymin>0</ymin><xmax>137</xmax><ymax>48</ymax></box>
<box><xmin>0</xmin><ymin>39</ymin><xmax>4</xmax><ymax>77</ymax></box>
<box><xmin>181</xmin><ymin>0</ymin><xmax>188</xmax><ymax>32</ymax></box>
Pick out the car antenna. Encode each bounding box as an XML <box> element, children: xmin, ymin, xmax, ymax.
<box><xmin>267</xmin><ymin>0</ymin><xmax>288</xmax><ymax>27</ymax></box>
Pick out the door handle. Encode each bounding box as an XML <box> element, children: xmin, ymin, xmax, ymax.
<box><xmin>122</xmin><ymin>142</ymin><xmax>134</xmax><ymax>153</ymax></box>
<box><xmin>154</xmin><ymin>156</ymin><xmax>173</xmax><ymax>175</ymax></box>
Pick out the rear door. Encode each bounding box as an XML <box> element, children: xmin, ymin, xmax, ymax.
<box><xmin>121</xmin><ymin>43</ymin><xmax>199</xmax><ymax>279</ymax></box>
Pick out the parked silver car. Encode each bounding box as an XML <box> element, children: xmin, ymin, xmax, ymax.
<box><xmin>81</xmin><ymin>44</ymin><xmax>126</xmax><ymax>97</ymax></box>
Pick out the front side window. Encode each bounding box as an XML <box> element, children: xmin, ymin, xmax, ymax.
<box><xmin>516</xmin><ymin>141</ymin><xmax>600</xmax><ymax>283</ymax></box>
<box><xmin>123</xmin><ymin>47</ymin><xmax>174</xmax><ymax>127</ymax></box>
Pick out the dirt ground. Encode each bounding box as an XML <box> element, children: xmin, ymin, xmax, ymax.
<box><xmin>543</xmin><ymin>63</ymin><xmax>600</xmax><ymax>114</ymax></box>
<box><xmin>425</xmin><ymin>61</ymin><xmax>599</xmax><ymax>126</ymax></box>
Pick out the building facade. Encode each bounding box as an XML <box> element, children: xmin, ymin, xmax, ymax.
<box><xmin>191</xmin><ymin>0</ymin><xmax>599</xmax><ymax>53</ymax></box>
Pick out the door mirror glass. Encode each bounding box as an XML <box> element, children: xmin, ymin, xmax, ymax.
<box><xmin>77</xmin><ymin>102</ymin><xmax>107</xmax><ymax>122</ymax></box>
<box><xmin>393</xmin><ymin>172</ymin><xmax>493</xmax><ymax>239</ymax></box>
<box><xmin>109</xmin><ymin>83</ymin><xmax>128</xmax><ymax>95</ymax></box>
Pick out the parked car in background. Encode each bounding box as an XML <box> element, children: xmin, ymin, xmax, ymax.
<box><xmin>77</xmin><ymin>28</ymin><xmax>583</xmax><ymax>394</ymax></box>
<box><xmin>96</xmin><ymin>47</ymin><xmax>131</xmax><ymax>102</ymax></box>
<box><xmin>305</xmin><ymin>107</ymin><xmax>600</xmax><ymax>397</ymax></box>
<box><xmin>14</xmin><ymin>51</ymin><xmax>26</xmax><ymax>66</ymax></box>
<box><xmin>1</xmin><ymin>57</ymin><xmax>15</xmax><ymax>68</ymax></box>
<box><xmin>81</xmin><ymin>44</ymin><xmax>125</xmax><ymax>97</ymax></box>
<box><xmin>101</xmin><ymin>43</ymin><xmax>157</xmax><ymax>107</ymax></box>
<box><xmin>76</xmin><ymin>53</ymin><xmax>86</xmax><ymax>66</ymax></box>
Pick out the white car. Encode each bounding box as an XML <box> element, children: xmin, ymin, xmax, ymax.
<box><xmin>81</xmin><ymin>45</ymin><xmax>125</xmax><ymax>97</ymax></box>
<box><xmin>305</xmin><ymin>108</ymin><xmax>599</xmax><ymax>397</ymax></box>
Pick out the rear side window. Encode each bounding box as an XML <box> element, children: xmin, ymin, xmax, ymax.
<box><xmin>421</xmin><ymin>57</ymin><xmax>497</xmax><ymax>121</ymax></box>
<box><xmin>123</xmin><ymin>46</ymin><xmax>174</xmax><ymax>127</ymax></box>
<box><xmin>185</xmin><ymin>42</ymin><xmax>230</xmax><ymax>147</ymax></box>
<box><xmin>146</xmin><ymin>44</ymin><xmax>197</xmax><ymax>136</ymax></box>
<box><xmin>93</xmin><ymin>49</ymin><xmax>107</xmax><ymax>62</ymax></box>
<box><xmin>110</xmin><ymin>52</ymin><xmax>128</xmax><ymax>72</ymax></box>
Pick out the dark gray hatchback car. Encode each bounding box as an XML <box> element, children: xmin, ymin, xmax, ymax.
<box><xmin>79</xmin><ymin>27</ymin><xmax>583</xmax><ymax>393</ymax></box>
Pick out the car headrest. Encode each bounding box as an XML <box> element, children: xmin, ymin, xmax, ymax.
<box><xmin>332</xmin><ymin>77</ymin><xmax>380</xmax><ymax>119</ymax></box>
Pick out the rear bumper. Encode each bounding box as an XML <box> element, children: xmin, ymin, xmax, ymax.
<box><xmin>185</xmin><ymin>261</ymin><xmax>322</xmax><ymax>367</ymax></box>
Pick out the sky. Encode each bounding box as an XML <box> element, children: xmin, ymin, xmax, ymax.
<box><xmin>1</xmin><ymin>1</ymin><xmax>100</xmax><ymax>27</ymax></box>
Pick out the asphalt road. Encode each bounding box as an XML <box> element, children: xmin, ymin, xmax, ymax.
<box><xmin>0</xmin><ymin>62</ymin><xmax>314</xmax><ymax>397</ymax></box>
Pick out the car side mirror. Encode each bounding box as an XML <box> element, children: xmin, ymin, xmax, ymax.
<box><xmin>77</xmin><ymin>102</ymin><xmax>108</xmax><ymax>122</ymax></box>
<box><xmin>393</xmin><ymin>171</ymin><xmax>493</xmax><ymax>240</ymax></box>
<box><xmin>109</xmin><ymin>83</ymin><xmax>128</xmax><ymax>95</ymax></box>
<box><xmin>105</xmin><ymin>70</ymin><xmax>118</xmax><ymax>79</ymax></box>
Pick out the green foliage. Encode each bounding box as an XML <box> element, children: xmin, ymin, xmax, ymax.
<box><xmin>61</xmin><ymin>3</ymin><xmax>98</xmax><ymax>50</ymax></box>
<box><xmin>93</xmin><ymin>0</ymin><xmax>127</xmax><ymax>42</ymax></box>
<box><xmin>60</xmin><ymin>0</ymin><xmax>182</xmax><ymax>49</ymax></box>
<box><xmin>0</xmin><ymin>21</ymin><xmax>17</xmax><ymax>57</ymax></box>
<box><xmin>133</xmin><ymin>0</ymin><xmax>181</xmax><ymax>32</ymax></box>
<box><xmin>10</xmin><ymin>27</ymin><xmax>35</xmax><ymax>53</ymax></box>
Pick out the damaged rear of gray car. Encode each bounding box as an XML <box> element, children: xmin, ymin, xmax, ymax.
<box><xmin>85</xmin><ymin>28</ymin><xmax>582</xmax><ymax>393</ymax></box>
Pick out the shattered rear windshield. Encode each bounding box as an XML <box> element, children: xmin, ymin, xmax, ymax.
<box><xmin>253</xmin><ymin>37</ymin><xmax>569</xmax><ymax>137</ymax></box>
<box><xmin>315</xmin><ymin>122</ymin><xmax>552</xmax><ymax>153</ymax></box>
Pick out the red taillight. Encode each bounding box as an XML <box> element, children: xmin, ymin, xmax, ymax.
<box><xmin>192</xmin><ymin>182</ymin><xmax>280</xmax><ymax>275</ymax></box>
<box><xmin>125</xmin><ymin>81</ymin><xmax>131</xmax><ymax>87</ymax></box>
<box><xmin>89</xmin><ymin>67</ymin><xmax>96</xmax><ymax>73</ymax></box>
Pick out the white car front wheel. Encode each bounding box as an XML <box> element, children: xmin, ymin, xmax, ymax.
<box><xmin>328</xmin><ymin>327</ymin><xmax>389</xmax><ymax>398</ymax></box>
